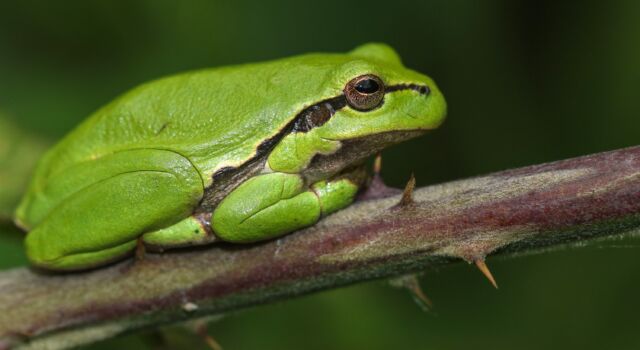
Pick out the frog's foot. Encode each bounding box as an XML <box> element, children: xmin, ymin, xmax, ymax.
<box><xmin>141</xmin><ymin>214</ymin><xmax>218</xmax><ymax>250</ymax></box>
<box><xmin>29</xmin><ymin>241</ymin><xmax>138</xmax><ymax>271</ymax></box>
<box><xmin>211</xmin><ymin>172</ymin><xmax>361</xmax><ymax>243</ymax></box>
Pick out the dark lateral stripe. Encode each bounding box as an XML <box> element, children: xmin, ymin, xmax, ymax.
<box><xmin>211</xmin><ymin>83</ymin><xmax>429</xmax><ymax>181</ymax></box>
<box><xmin>291</xmin><ymin>83</ymin><xmax>430</xmax><ymax>133</ymax></box>
<box><xmin>213</xmin><ymin>95</ymin><xmax>347</xmax><ymax>180</ymax></box>
<box><xmin>291</xmin><ymin>95</ymin><xmax>347</xmax><ymax>133</ymax></box>
<box><xmin>386</xmin><ymin>83</ymin><xmax>430</xmax><ymax>95</ymax></box>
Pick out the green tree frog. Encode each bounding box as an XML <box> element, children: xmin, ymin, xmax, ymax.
<box><xmin>14</xmin><ymin>43</ymin><xmax>447</xmax><ymax>270</ymax></box>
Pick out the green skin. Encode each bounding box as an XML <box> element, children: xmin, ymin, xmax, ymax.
<box><xmin>15</xmin><ymin>43</ymin><xmax>447</xmax><ymax>270</ymax></box>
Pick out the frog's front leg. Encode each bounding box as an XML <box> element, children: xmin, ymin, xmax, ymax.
<box><xmin>211</xmin><ymin>172</ymin><xmax>361</xmax><ymax>243</ymax></box>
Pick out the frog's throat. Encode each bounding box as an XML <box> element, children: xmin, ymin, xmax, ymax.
<box><xmin>211</xmin><ymin>83</ymin><xmax>430</xmax><ymax>183</ymax></box>
<box><xmin>302</xmin><ymin>129</ymin><xmax>426</xmax><ymax>183</ymax></box>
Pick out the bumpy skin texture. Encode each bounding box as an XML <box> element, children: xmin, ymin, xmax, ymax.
<box><xmin>15</xmin><ymin>43</ymin><xmax>447</xmax><ymax>270</ymax></box>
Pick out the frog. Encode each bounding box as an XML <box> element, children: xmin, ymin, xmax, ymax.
<box><xmin>14</xmin><ymin>43</ymin><xmax>447</xmax><ymax>271</ymax></box>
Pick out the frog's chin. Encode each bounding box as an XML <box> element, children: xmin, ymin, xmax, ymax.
<box><xmin>302</xmin><ymin>129</ymin><xmax>427</xmax><ymax>182</ymax></box>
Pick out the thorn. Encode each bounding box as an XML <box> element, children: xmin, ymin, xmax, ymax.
<box><xmin>135</xmin><ymin>238</ymin><xmax>146</xmax><ymax>261</ymax></box>
<box><xmin>405</xmin><ymin>275</ymin><xmax>433</xmax><ymax>310</ymax></box>
<box><xmin>202</xmin><ymin>334</ymin><xmax>224</xmax><ymax>350</ymax></box>
<box><xmin>475</xmin><ymin>259</ymin><xmax>498</xmax><ymax>289</ymax></box>
<box><xmin>398</xmin><ymin>173</ymin><xmax>416</xmax><ymax>206</ymax></box>
<box><xmin>389</xmin><ymin>274</ymin><xmax>433</xmax><ymax>311</ymax></box>
<box><xmin>373</xmin><ymin>153</ymin><xmax>382</xmax><ymax>174</ymax></box>
<box><xmin>193</xmin><ymin>320</ymin><xmax>223</xmax><ymax>350</ymax></box>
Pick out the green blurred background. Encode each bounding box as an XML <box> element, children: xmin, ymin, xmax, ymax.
<box><xmin>1</xmin><ymin>1</ymin><xmax>639</xmax><ymax>349</ymax></box>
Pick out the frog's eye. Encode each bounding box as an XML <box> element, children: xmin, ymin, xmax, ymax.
<box><xmin>344</xmin><ymin>74</ymin><xmax>385</xmax><ymax>111</ymax></box>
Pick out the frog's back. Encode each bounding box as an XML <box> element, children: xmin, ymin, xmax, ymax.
<box><xmin>36</xmin><ymin>53</ymin><xmax>351</xmax><ymax>185</ymax></box>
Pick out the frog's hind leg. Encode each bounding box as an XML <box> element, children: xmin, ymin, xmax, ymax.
<box><xmin>141</xmin><ymin>214</ymin><xmax>219</xmax><ymax>251</ymax></box>
<box><xmin>24</xmin><ymin>149</ymin><xmax>203</xmax><ymax>271</ymax></box>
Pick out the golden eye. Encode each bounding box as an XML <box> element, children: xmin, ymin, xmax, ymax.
<box><xmin>344</xmin><ymin>74</ymin><xmax>385</xmax><ymax>111</ymax></box>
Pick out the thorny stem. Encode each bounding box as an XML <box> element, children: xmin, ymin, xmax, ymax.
<box><xmin>1</xmin><ymin>146</ymin><xmax>639</xmax><ymax>350</ymax></box>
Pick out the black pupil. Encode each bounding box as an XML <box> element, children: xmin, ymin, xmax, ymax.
<box><xmin>355</xmin><ymin>79</ymin><xmax>379</xmax><ymax>94</ymax></box>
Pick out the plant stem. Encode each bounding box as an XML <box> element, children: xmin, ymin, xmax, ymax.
<box><xmin>1</xmin><ymin>146</ymin><xmax>639</xmax><ymax>350</ymax></box>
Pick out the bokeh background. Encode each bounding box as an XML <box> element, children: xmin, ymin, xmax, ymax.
<box><xmin>1</xmin><ymin>1</ymin><xmax>639</xmax><ymax>349</ymax></box>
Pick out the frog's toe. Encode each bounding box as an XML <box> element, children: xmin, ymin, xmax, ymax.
<box><xmin>26</xmin><ymin>234</ymin><xmax>137</xmax><ymax>271</ymax></box>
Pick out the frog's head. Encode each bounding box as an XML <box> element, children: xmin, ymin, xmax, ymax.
<box><xmin>267</xmin><ymin>43</ymin><xmax>447</xmax><ymax>177</ymax></box>
<box><xmin>320</xmin><ymin>42</ymin><xmax>445</xmax><ymax>136</ymax></box>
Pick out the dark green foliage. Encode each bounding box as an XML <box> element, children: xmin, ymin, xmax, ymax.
<box><xmin>0</xmin><ymin>1</ymin><xmax>638</xmax><ymax>349</ymax></box>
